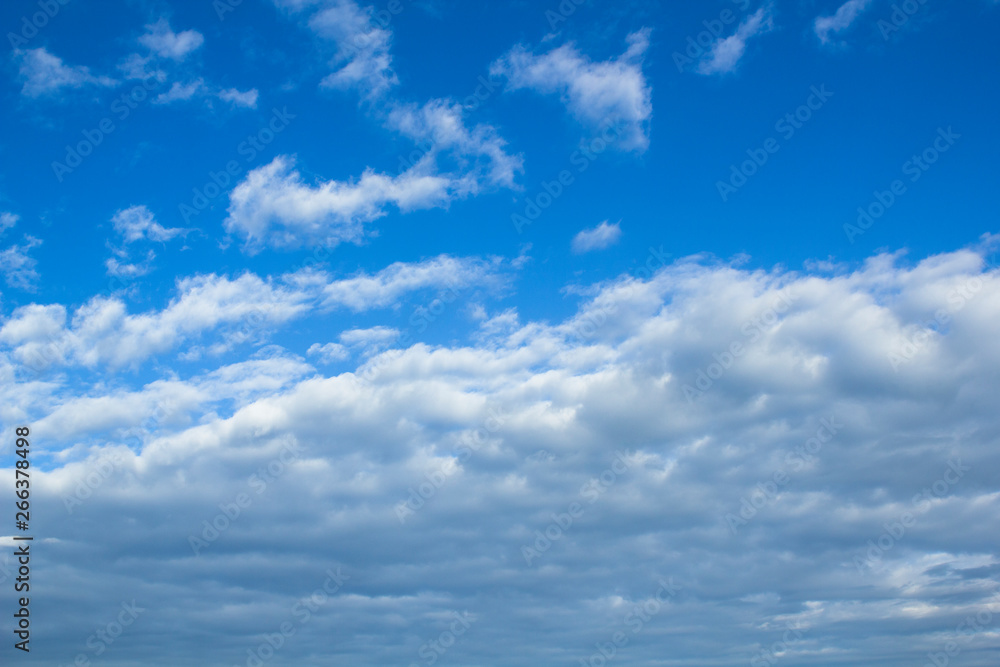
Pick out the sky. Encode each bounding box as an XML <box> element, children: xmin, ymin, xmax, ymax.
<box><xmin>1</xmin><ymin>0</ymin><xmax>999</xmax><ymax>664</ymax></box>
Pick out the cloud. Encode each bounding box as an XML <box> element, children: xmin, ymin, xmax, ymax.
<box><xmin>138</xmin><ymin>19</ymin><xmax>205</xmax><ymax>60</ymax></box>
<box><xmin>154</xmin><ymin>79</ymin><xmax>205</xmax><ymax>104</ymax></box>
<box><xmin>16</xmin><ymin>47</ymin><xmax>117</xmax><ymax>97</ymax></box>
<box><xmin>0</xmin><ymin>273</ymin><xmax>312</xmax><ymax>369</ymax></box>
<box><xmin>105</xmin><ymin>206</ymin><xmax>188</xmax><ymax>279</ymax></box>
<box><xmin>112</xmin><ymin>205</ymin><xmax>187</xmax><ymax>244</ymax></box>
<box><xmin>814</xmin><ymin>0</ymin><xmax>874</xmax><ymax>43</ymax></box>
<box><xmin>385</xmin><ymin>99</ymin><xmax>522</xmax><ymax>191</ymax></box>
<box><xmin>224</xmin><ymin>156</ymin><xmax>452</xmax><ymax>251</ymax></box>
<box><xmin>571</xmin><ymin>220</ymin><xmax>622</xmax><ymax>254</ymax></box>
<box><xmin>697</xmin><ymin>6</ymin><xmax>774</xmax><ymax>75</ymax></box>
<box><xmin>0</xmin><ymin>236</ymin><xmax>42</xmax><ymax>291</ymax></box>
<box><xmin>492</xmin><ymin>29</ymin><xmax>653</xmax><ymax>152</ymax></box>
<box><xmin>0</xmin><ymin>212</ymin><xmax>18</xmax><ymax>236</ymax></box>
<box><xmin>320</xmin><ymin>254</ymin><xmax>511</xmax><ymax>311</ymax></box>
<box><xmin>307</xmin><ymin>342</ymin><xmax>349</xmax><ymax>363</ymax></box>
<box><xmin>307</xmin><ymin>0</ymin><xmax>398</xmax><ymax>98</ymax></box>
<box><xmin>3</xmin><ymin>253</ymin><xmax>520</xmax><ymax>369</ymax></box>
<box><xmin>9</xmin><ymin>241</ymin><xmax>1000</xmax><ymax>664</ymax></box>
<box><xmin>217</xmin><ymin>87</ymin><xmax>259</xmax><ymax>108</ymax></box>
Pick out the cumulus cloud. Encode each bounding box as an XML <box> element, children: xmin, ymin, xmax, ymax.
<box><xmin>697</xmin><ymin>6</ymin><xmax>774</xmax><ymax>75</ymax></box>
<box><xmin>3</xmin><ymin>253</ymin><xmax>519</xmax><ymax>370</ymax></box>
<box><xmin>0</xmin><ymin>273</ymin><xmax>311</xmax><ymax>369</ymax></box>
<box><xmin>8</xmin><ymin>240</ymin><xmax>1000</xmax><ymax>664</ymax></box>
<box><xmin>16</xmin><ymin>47</ymin><xmax>117</xmax><ymax>97</ymax></box>
<box><xmin>492</xmin><ymin>29</ymin><xmax>653</xmax><ymax>152</ymax></box>
<box><xmin>814</xmin><ymin>0</ymin><xmax>874</xmax><ymax>43</ymax></box>
<box><xmin>571</xmin><ymin>220</ymin><xmax>622</xmax><ymax>254</ymax></box>
<box><xmin>138</xmin><ymin>19</ymin><xmax>205</xmax><ymax>60</ymax></box>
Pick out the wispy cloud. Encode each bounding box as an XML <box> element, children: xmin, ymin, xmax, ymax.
<box><xmin>571</xmin><ymin>221</ymin><xmax>622</xmax><ymax>254</ymax></box>
<box><xmin>814</xmin><ymin>0</ymin><xmax>874</xmax><ymax>43</ymax></box>
<box><xmin>492</xmin><ymin>29</ymin><xmax>653</xmax><ymax>152</ymax></box>
<box><xmin>17</xmin><ymin>47</ymin><xmax>117</xmax><ymax>98</ymax></box>
<box><xmin>697</xmin><ymin>6</ymin><xmax>774</xmax><ymax>75</ymax></box>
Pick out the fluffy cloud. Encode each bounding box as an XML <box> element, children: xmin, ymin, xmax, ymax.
<box><xmin>138</xmin><ymin>19</ymin><xmax>205</xmax><ymax>60</ymax></box>
<box><xmin>3</xmin><ymin>254</ymin><xmax>517</xmax><ymax>370</ymax></box>
<box><xmin>697</xmin><ymin>6</ymin><xmax>774</xmax><ymax>75</ymax></box>
<box><xmin>224</xmin><ymin>155</ymin><xmax>453</xmax><ymax>251</ymax></box>
<box><xmin>492</xmin><ymin>30</ymin><xmax>653</xmax><ymax>152</ymax></box>
<box><xmin>571</xmin><ymin>220</ymin><xmax>622</xmax><ymax>254</ymax></box>
<box><xmin>16</xmin><ymin>47</ymin><xmax>117</xmax><ymax>97</ymax></box>
<box><xmin>11</xmin><ymin>240</ymin><xmax>1000</xmax><ymax>664</ymax></box>
<box><xmin>814</xmin><ymin>0</ymin><xmax>874</xmax><ymax>43</ymax></box>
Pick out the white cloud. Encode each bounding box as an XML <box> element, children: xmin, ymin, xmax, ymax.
<box><xmin>10</xmin><ymin>241</ymin><xmax>1000</xmax><ymax>664</ymax></box>
<box><xmin>0</xmin><ymin>236</ymin><xmax>42</xmax><ymax>291</ymax></box>
<box><xmin>0</xmin><ymin>273</ymin><xmax>311</xmax><ymax>369</ymax></box>
<box><xmin>225</xmin><ymin>156</ymin><xmax>453</xmax><ymax>251</ymax></box>
<box><xmin>154</xmin><ymin>79</ymin><xmax>205</xmax><ymax>104</ymax></box>
<box><xmin>0</xmin><ymin>212</ymin><xmax>18</xmax><ymax>236</ymax></box>
<box><xmin>138</xmin><ymin>19</ymin><xmax>205</xmax><ymax>60</ymax></box>
<box><xmin>321</xmin><ymin>254</ymin><xmax>510</xmax><ymax>311</ymax></box>
<box><xmin>3</xmin><ymin>253</ymin><xmax>520</xmax><ymax>369</ymax></box>
<box><xmin>386</xmin><ymin>99</ymin><xmax>522</xmax><ymax>191</ymax></box>
<box><xmin>105</xmin><ymin>206</ymin><xmax>187</xmax><ymax>278</ymax></box>
<box><xmin>814</xmin><ymin>0</ymin><xmax>874</xmax><ymax>43</ymax></box>
<box><xmin>571</xmin><ymin>220</ymin><xmax>622</xmax><ymax>254</ymax></box>
<box><xmin>697</xmin><ymin>6</ymin><xmax>774</xmax><ymax>75</ymax></box>
<box><xmin>305</xmin><ymin>0</ymin><xmax>398</xmax><ymax>98</ymax></box>
<box><xmin>112</xmin><ymin>206</ymin><xmax>187</xmax><ymax>244</ymax></box>
<box><xmin>307</xmin><ymin>342</ymin><xmax>349</xmax><ymax>364</ymax></box>
<box><xmin>217</xmin><ymin>87</ymin><xmax>259</xmax><ymax>108</ymax></box>
<box><xmin>17</xmin><ymin>47</ymin><xmax>117</xmax><ymax>98</ymax></box>
<box><xmin>492</xmin><ymin>29</ymin><xmax>653</xmax><ymax>152</ymax></box>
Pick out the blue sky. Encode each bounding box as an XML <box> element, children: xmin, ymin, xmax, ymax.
<box><xmin>1</xmin><ymin>0</ymin><xmax>999</xmax><ymax>665</ymax></box>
